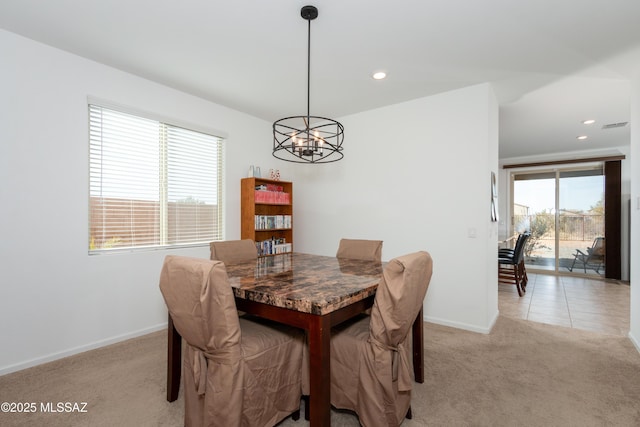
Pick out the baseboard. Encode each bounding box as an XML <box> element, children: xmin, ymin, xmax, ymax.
<box><xmin>424</xmin><ymin>311</ymin><xmax>498</xmax><ymax>334</ymax></box>
<box><xmin>0</xmin><ymin>323</ymin><xmax>167</xmax><ymax>376</ymax></box>
<box><xmin>628</xmin><ymin>330</ymin><xmax>640</xmax><ymax>354</ymax></box>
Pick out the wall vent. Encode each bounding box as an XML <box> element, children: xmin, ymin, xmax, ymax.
<box><xmin>601</xmin><ymin>122</ymin><xmax>628</xmax><ymax>130</ymax></box>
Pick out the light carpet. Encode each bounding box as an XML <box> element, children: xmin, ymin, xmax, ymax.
<box><xmin>1</xmin><ymin>316</ymin><xmax>639</xmax><ymax>426</ymax></box>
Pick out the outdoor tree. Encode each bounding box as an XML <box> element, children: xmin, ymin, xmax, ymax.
<box><xmin>589</xmin><ymin>199</ymin><xmax>604</xmax><ymax>215</ymax></box>
<box><xmin>525</xmin><ymin>211</ymin><xmax>554</xmax><ymax>257</ymax></box>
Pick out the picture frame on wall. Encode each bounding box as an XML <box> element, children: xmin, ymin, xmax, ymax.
<box><xmin>491</xmin><ymin>171</ymin><xmax>498</xmax><ymax>222</ymax></box>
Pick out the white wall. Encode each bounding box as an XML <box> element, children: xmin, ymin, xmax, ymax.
<box><xmin>0</xmin><ymin>30</ymin><xmax>273</xmax><ymax>374</ymax></box>
<box><xmin>630</xmin><ymin>74</ymin><xmax>640</xmax><ymax>350</ymax></box>
<box><xmin>290</xmin><ymin>84</ymin><xmax>500</xmax><ymax>333</ymax></box>
<box><xmin>2</xmin><ymin>24</ymin><xmax>635</xmax><ymax>375</ymax></box>
<box><xmin>0</xmin><ymin>28</ymin><xmax>521</xmax><ymax>372</ymax></box>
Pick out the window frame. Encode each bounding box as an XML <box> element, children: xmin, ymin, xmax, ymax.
<box><xmin>88</xmin><ymin>98</ymin><xmax>226</xmax><ymax>254</ymax></box>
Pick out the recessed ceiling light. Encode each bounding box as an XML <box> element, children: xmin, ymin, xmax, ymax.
<box><xmin>372</xmin><ymin>71</ymin><xmax>387</xmax><ymax>80</ymax></box>
<box><xmin>577</xmin><ymin>135</ymin><xmax>588</xmax><ymax>140</ymax></box>
<box><xmin>582</xmin><ymin>119</ymin><xmax>596</xmax><ymax>125</ymax></box>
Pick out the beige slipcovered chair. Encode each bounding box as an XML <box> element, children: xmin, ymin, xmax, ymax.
<box><xmin>302</xmin><ymin>238</ymin><xmax>385</xmax><ymax>416</ymax></box>
<box><xmin>337</xmin><ymin>238</ymin><xmax>383</xmax><ymax>316</ymax></box>
<box><xmin>330</xmin><ymin>251</ymin><xmax>433</xmax><ymax>426</ymax></box>
<box><xmin>159</xmin><ymin>255</ymin><xmax>304</xmax><ymax>427</ymax></box>
<box><xmin>210</xmin><ymin>239</ymin><xmax>257</xmax><ymax>316</ymax></box>
<box><xmin>336</xmin><ymin>238</ymin><xmax>383</xmax><ymax>262</ymax></box>
<box><xmin>210</xmin><ymin>239</ymin><xmax>258</xmax><ymax>264</ymax></box>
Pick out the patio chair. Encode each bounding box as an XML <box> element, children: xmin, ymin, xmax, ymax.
<box><xmin>569</xmin><ymin>237</ymin><xmax>605</xmax><ymax>274</ymax></box>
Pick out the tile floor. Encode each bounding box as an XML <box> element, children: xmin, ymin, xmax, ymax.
<box><xmin>499</xmin><ymin>272</ymin><xmax>630</xmax><ymax>336</ymax></box>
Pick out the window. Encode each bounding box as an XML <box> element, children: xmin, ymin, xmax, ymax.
<box><xmin>89</xmin><ymin>104</ymin><xmax>224</xmax><ymax>253</ymax></box>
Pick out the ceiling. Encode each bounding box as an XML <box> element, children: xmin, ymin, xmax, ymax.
<box><xmin>1</xmin><ymin>0</ymin><xmax>639</xmax><ymax>159</ymax></box>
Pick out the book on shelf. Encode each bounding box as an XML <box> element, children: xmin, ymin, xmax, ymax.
<box><xmin>255</xmin><ymin>238</ymin><xmax>292</xmax><ymax>256</ymax></box>
<box><xmin>255</xmin><ymin>215</ymin><xmax>292</xmax><ymax>230</ymax></box>
<box><xmin>256</xmin><ymin>184</ymin><xmax>284</xmax><ymax>192</ymax></box>
<box><xmin>255</xmin><ymin>190</ymin><xmax>290</xmax><ymax>204</ymax></box>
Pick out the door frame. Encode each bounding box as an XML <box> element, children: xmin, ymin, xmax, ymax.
<box><xmin>506</xmin><ymin>161</ymin><xmax>622</xmax><ymax>279</ymax></box>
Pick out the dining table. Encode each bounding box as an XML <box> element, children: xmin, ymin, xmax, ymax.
<box><xmin>166</xmin><ymin>252</ymin><xmax>425</xmax><ymax>427</ymax></box>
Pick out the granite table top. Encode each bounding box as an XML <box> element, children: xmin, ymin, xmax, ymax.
<box><xmin>225</xmin><ymin>252</ymin><xmax>383</xmax><ymax>315</ymax></box>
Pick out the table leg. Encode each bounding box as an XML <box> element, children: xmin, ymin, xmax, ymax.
<box><xmin>308</xmin><ymin>314</ymin><xmax>331</xmax><ymax>427</ymax></box>
<box><xmin>167</xmin><ymin>313</ymin><xmax>182</xmax><ymax>402</ymax></box>
<box><xmin>412</xmin><ymin>307</ymin><xmax>424</xmax><ymax>383</ymax></box>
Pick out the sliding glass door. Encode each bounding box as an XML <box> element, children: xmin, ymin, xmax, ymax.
<box><xmin>558</xmin><ymin>169</ymin><xmax>605</xmax><ymax>275</ymax></box>
<box><xmin>512</xmin><ymin>165</ymin><xmax>604</xmax><ymax>276</ymax></box>
<box><xmin>513</xmin><ymin>172</ymin><xmax>557</xmax><ymax>272</ymax></box>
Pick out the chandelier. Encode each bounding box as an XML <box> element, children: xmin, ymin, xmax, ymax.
<box><xmin>272</xmin><ymin>5</ymin><xmax>344</xmax><ymax>164</ymax></box>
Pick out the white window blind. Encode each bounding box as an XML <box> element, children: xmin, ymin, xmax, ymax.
<box><xmin>89</xmin><ymin>104</ymin><xmax>224</xmax><ymax>253</ymax></box>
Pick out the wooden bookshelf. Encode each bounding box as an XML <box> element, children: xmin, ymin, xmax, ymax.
<box><xmin>241</xmin><ymin>177</ymin><xmax>293</xmax><ymax>256</ymax></box>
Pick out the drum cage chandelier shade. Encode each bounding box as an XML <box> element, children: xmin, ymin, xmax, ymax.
<box><xmin>272</xmin><ymin>5</ymin><xmax>344</xmax><ymax>164</ymax></box>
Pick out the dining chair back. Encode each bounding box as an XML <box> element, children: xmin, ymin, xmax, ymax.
<box><xmin>159</xmin><ymin>255</ymin><xmax>303</xmax><ymax>427</ymax></box>
<box><xmin>209</xmin><ymin>239</ymin><xmax>257</xmax><ymax>264</ymax></box>
<box><xmin>336</xmin><ymin>238</ymin><xmax>383</xmax><ymax>262</ymax></box>
<box><xmin>499</xmin><ymin>232</ymin><xmax>526</xmax><ymax>255</ymax></box>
